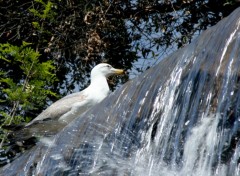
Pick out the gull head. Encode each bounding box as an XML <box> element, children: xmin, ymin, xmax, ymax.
<box><xmin>91</xmin><ymin>63</ymin><xmax>125</xmax><ymax>78</ymax></box>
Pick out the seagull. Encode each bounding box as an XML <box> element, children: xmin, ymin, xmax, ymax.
<box><xmin>26</xmin><ymin>63</ymin><xmax>124</xmax><ymax>127</ymax></box>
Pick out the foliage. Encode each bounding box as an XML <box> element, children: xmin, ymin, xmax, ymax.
<box><xmin>0</xmin><ymin>0</ymin><xmax>239</xmax><ymax>79</ymax></box>
<box><xmin>0</xmin><ymin>42</ymin><xmax>57</xmax><ymax>147</ymax></box>
<box><xmin>29</xmin><ymin>0</ymin><xmax>56</xmax><ymax>20</ymax></box>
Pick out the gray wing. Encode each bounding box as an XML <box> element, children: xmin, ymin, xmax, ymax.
<box><xmin>26</xmin><ymin>92</ymin><xmax>87</xmax><ymax>126</ymax></box>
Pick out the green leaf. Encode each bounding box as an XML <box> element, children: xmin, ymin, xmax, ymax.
<box><xmin>0</xmin><ymin>99</ymin><xmax>6</xmax><ymax>103</ymax></box>
<box><xmin>22</xmin><ymin>41</ymin><xmax>32</xmax><ymax>47</ymax></box>
<box><xmin>0</xmin><ymin>55</ymin><xmax>10</xmax><ymax>62</ymax></box>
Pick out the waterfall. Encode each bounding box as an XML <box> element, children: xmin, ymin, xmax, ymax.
<box><xmin>1</xmin><ymin>7</ymin><xmax>240</xmax><ymax>176</ymax></box>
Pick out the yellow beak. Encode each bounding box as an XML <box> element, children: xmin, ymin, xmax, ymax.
<box><xmin>111</xmin><ymin>68</ymin><xmax>125</xmax><ymax>75</ymax></box>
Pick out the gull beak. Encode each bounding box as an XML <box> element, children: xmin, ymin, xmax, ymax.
<box><xmin>111</xmin><ymin>68</ymin><xmax>125</xmax><ymax>75</ymax></box>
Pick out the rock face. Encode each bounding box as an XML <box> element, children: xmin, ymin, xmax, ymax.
<box><xmin>1</xmin><ymin>7</ymin><xmax>240</xmax><ymax>176</ymax></box>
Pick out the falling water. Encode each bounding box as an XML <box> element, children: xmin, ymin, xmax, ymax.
<box><xmin>1</xmin><ymin>7</ymin><xmax>240</xmax><ymax>176</ymax></box>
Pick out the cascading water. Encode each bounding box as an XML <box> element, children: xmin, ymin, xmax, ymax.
<box><xmin>1</xmin><ymin>7</ymin><xmax>240</xmax><ymax>176</ymax></box>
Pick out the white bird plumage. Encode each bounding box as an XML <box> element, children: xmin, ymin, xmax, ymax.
<box><xmin>26</xmin><ymin>63</ymin><xmax>124</xmax><ymax>126</ymax></box>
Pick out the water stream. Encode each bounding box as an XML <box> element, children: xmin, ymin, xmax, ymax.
<box><xmin>1</xmin><ymin>7</ymin><xmax>240</xmax><ymax>176</ymax></box>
